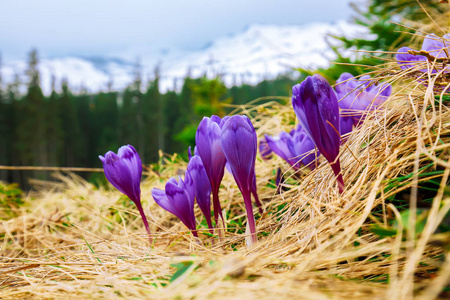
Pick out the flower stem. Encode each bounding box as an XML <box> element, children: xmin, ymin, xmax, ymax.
<box><xmin>135</xmin><ymin>201</ymin><xmax>152</xmax><ymax>244</ymax></box>
<box><xmin>212</xmin><ymin>188</ymin><xmax>224</xmax><ymax>235</ymax></box>
<box><xmin>252</xmin><ymin>172</ymin><xmax>263</xmax><ymax>214</ymax></box>
<box><xmin>206</xmin><ymin>218</ymin><xmax>214</xmax><ymax>235</ymax></box>
<box><xmin>243</xmin><ymin>193</ymin><xmax>257</xmax><ymax>245</ymax></box>
<box><xmin>252</xmin><ymin>188</ymin><xmax>263</xmax><ymax>215</ymax></box>
<box><xmin>330</xmin><ymin>161</ymin><xmax>345</xmax><ymax>194</ymax></box>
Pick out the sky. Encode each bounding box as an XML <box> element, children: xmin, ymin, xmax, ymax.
<box><xmin>0</xmin><ymin>0</ymin><xmax>354</xmax><ymax>61</ymax></box>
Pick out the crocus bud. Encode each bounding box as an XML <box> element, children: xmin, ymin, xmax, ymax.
<box><xmin>221</xmin><ymin>115</ymin><xmax>258</xmax><ymax>245</ymax></box>
<box><xmin>335</xmin><ymin>73</ymin><xmax>391</xmax><ymax>125</ymax></box>
<box><xmin>292</xmin><ymin>75</ymin><xmax>345</xmax><ymax>193</ymax></box>
<box><xmin>195</xmin><ymin>115</ymin><xmax>230</xmax><ymax>227</ymax></box>
<box><xmin>151</xmin><ymin>172</ymin><xmax>198</xmax><ymax>237</ymax></box>
<box><xmin>187</xmin><ymin>155</ymin><xmax>213</xmax><ymax>232</ymax></box>
<box><xmin>99</xmin><ymin>145</ymin><xmax>151</xmax><ymax>239</ymax></box>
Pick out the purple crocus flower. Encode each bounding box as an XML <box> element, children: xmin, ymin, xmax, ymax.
<box><xmin>335</xmin><ymin>73</ymin><xmax>391</xmax><ymax>125</ymax></box>
<box><xmin>292</xmin><ymin>74</ymin><xmax>345</xmax><ymax>193</ymax></box>
<box><xmin>195</xmin><ymin>115</ymin><xmax>230</xmax><ymax>227</ymax></box>
<box><xmin>151</xmin><ymin>172</ymin><xmax>198</xmax><ymax>237</ymax></box>
<box><xmin>396</xmin><ymin>33</ymin><xmax>450</xmax><ymax>73</ymax></box>
<box><xmin>99</xmin><ymin>145</ymin><xmax>151</xmax><ymax>238</ymax></box>
<box><xmin>187</xmin><ymin>155</ymin><xmax>213</xmax><ymax>232</ymax></box>
<box><xmin>221</xmin><ymin>115</ymin><xmax>259</xmax><ymax>245</ymax></box>
<box><xmin>264</xmin><ymin>124</ymin><xmax>319</xmax><ymax>170</ymax></box>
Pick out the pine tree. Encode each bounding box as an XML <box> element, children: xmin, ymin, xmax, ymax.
<box><xmin>142</xmin><ymin>67</ymin><xmax>162</xmax><ymax>162</ymax></box>
<box><xmin>162</xmin><ymin>90</ymin><xmax>183</xmax><ymax>154</ymax></box>
<box><xmin>15</xmin><ymin>49</ymin><xmax>48</xmax><ymax>180</ymax></box>
<box><xmin>74</xmin><ymin>90</ymin><xmax>91</xmax><ymax>167</ymax></box>
<box><xmin>59</xmin><ymin>79</ymin><xmax>83</xmax><ymax>166</ymax></box>
<box><xmin>0</xmin><ymin>53</ymin><xmax>8</xmax><ymax>181</ymax></box>
<box><xmin>7</xmin><ymin>75</ymin><xmax>21</xmax><ymax>184</ymax></box>
<box><xmin>46</xmin><ymin>76</ymin><xmax>63</xmax><ymax>168</ymax></box>
<box><xmin>119</xmin><ymin>60</ymin><xmax>142</xmax><ymax>154</ymax></box>
<box><xmin>91</xmin><ymin>90</ymin><xmax>119</xmax><ymax>160</ymax></box>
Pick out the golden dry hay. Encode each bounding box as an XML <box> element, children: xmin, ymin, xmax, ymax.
<box><xmin>1</xmin><ymin>22</ymin><xmax>450</xmax><ymax>300</ymax></box>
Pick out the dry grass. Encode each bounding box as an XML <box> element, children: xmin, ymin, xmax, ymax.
<box><xmin>1</xmin><ymin>27</ymin><xmax>450</xmax><ymax>300</ymax></box>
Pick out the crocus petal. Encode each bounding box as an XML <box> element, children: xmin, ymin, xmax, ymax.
<box><xmin>164</xmin><ymin>177</ymin><xmax>196</xmax><ymax>231</ymax></box>
<box><xmin>340</xmin><ymin>116</ymin><xmax>354</xmax><ymax>138</ymax></box>
<box><xmin>196</xmin><ymin>116</ymin><xmax>227</xmax><ymax>190</ymax></box>
<box><xmin>336</xmin><ymin>72</ymin><xmax>367</xmax><ymax>110</ymax></box>
<box><xmin>293</xmin><ymin>75</ymin><xmax>340</xmax><ymax>162</ymax></box>
<box><xmin>221</xmin><ymin>115</ymin><xmax>256</xmax><ymax>194</ymax></box>
<box><xmin>99</xmin><ymin>145</ymin><xmax>142</xmax><ymax>203</ymax></box>
<box><xmin>259</xmin><ymin>137</ymin><xmax>273</xmax><ymax>160</ymax></box>
<box><xmin>336</xmin><ymin>72</ymin><xmax>392</xmax><ymax>114</ymax></box>
<box><xmin>422</xmin><ymin>34</ymin><xmax>450</xmax><ymax>58</ymax></box>
<box><xmin>265</xmin><ymin>132</ymin><xmax>295</xmax><ymax>165</ymax></box>
<box><xmin>100</xmin><ymin>145</ymin><xmax>150</xmax><ymax>238</ymax></box>
<box><xmin>219</xmin><ymin>116</ymin><xmax>230</xmax><ymax>128</ymax></box>
<box><xmin>221</xmin><ymin>115</ymin><xmax>258</xmax><ymax>244</ymax></box>
<box><xmin>188</xmin><ymin>146</ymin><xmax>193</xmax><ymax>160</ymax></box>
<box><xmin>265</xmin><ymin>124</ymin><xmax>321</xmax><ymax>170</ymax></box>
<box><xmin>292</xmin><ymin>81</ymin><xmax>316</xmax><ymax>143</ymax></box>
<box><xmin>286</xmin><ymin>129</ymin><xmax>318</xmax><ymax>169</ymax></box>
<box><xmin>335</xmin><ymin>72</ymin><xmax>355</xmax><ymax>94</ymax></box>
<box><xmin>152</xmin><ymin>174</ymin><xmax>197</xmax><ymax>236</ymax></box>
<box><xmin>396</xmin><ymin>33</ymin><xmax>450</xmax><ymax>79</ymax></box>
<box><xmin>118</xmin><ymin>145</ymin><xmax>142</xmax><ymax>200</ymax></box>
<box><xmin>396</xmin><ymin>46</ymin><xmax>427</xmax><ymax>71</ymax></box>
<box><xmin>187</xmin><ymin>155</ymin><xmax>213</xmax><ymax>229</ymax></box>
<box><xmin>292</xmin><ymin>76</ymin><xmax>344</xmax><ymax>193</ymax></box>
<box><xmin>195</xmin><ymin>115</ymin><xmax>228</xmax><ymax>226</ymax></box>
<box><xmin>315</xmin><ymin>75</ymin><xmax>341</xmax><ymax>158</ymax></box>
<box><xmin>151</xmin><ymin>188</ymin><xmax>173</xmax><ymax>214</ymax></box>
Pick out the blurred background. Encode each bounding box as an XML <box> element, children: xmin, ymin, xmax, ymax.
<box><xmin>0</xmin><ymin>0</ymin><xmax>446</xmax><ymax>188</ymax></box>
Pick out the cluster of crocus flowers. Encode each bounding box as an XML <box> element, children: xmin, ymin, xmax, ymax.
<box><xmin>99</xmin><ymin>145</ymin><xmax>152</xmax><ymax>240</ymax></box>
<box><xmin>396</xmin><ymin>33</ymin><xmax>450</xmax><ymax>74</ymax></box>
<box><xmin>101</xmin><ymin>73</ymin><xmax>393</xmax><ymax>244</ymax></box>
<box><xmin>148</xmin><ymin>115</ymin><xmax>260</xmax><ymax>243</ymax></box>
<box><xmin>262</xmin><ymin>72</ymin><xmax>391</xmax><ymax>193</ymax></box>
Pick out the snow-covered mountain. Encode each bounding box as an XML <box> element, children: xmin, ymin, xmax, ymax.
<box><xmin>1</xmin><ymin>21</ymin><xmax>368</xmax><ymax>94</ymax></box>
